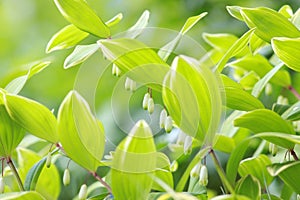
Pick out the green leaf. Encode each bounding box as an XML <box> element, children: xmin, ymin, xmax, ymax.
<box><xmin>235</xmin><ymin>175</ymin><xmax>261</xmax><ymax>200</ymax></box>
<box><xmin>292</xmin><ymin>8</ymin><xmax>300</xmax><ymax>29</ymax></box>
<box><xmin>158</xmin><ymin>12</ymin><xmax>207</xmax><ymax>61</ymax></box>
<box><xmin>227</xmin><ymin>54</ymin><xmax>291</xmax><ymax>87</ymax></box>
<box><xmin>46</xmin><ymin>24</ymin><xmax>89</xmax><ymax>53</ymax></box>
<box><xmin>105</xmin><ymin>13</ymin><xmax>123</xmax><ymax>27</ymax></box>
<box><xmin>0</xmin><ymin>105</ymin><xmax>25</xmax><ymax>157</ymax></box>
<box><xmin>226</xmin><ymin>6</ymin><xmax>244</xmax><ymax>21</ymax></box>
<box><xmin>268</xmin><ymin>161</ymin><xmax>300</xmax><ymax>194</ymax></box>
<box><xmin>253</xmin><ymin>132</ymin><xmax>300</xmax><ymax>149</ymax></box>
<box><xmin>238</xmin><ymin>154</ymin><xmax>273</xmax><ymax>186</ymax></box>
<box><xmin>180</xmin><ymin>12</ymin><xmax>208</xmax><ymax>35</ymax></box>
<box><xmin>4</xmin><ymin>94</ymin><xmax>58</xmax><ymax>143</ymax></box>
<box><xmin>239</xmin><ymin>71</ymin><xmax>259</xmax><ymax>90</ymax></box>
<box><xmin>210</xmin><ymin>194</ymin><xmax>251</xmax><ymax>200</ymax></box>
<box><xmin>163</xmin><ymin>56</ymin><xmax>223</xmax><ymax>142</ymax></box>
<box><xmin>54</xmin><ymin>0</ymin><xmax>110</xmax><ymax>38</ymax></box>
<box><xmin>282</xmin><ymin>101</ymin><xmax>300</xmax><ymax>121</ymax></box>
<box><xmin>125</xmin><ymin>10</ymin><xmax>150</xmax><ymax>38</ymax></box>
<box><xmin>216</xmin><ymin>29</ymin><xmax>254</xmax><ymax>71</ymax></box>
<box><xmin>24</xmin><ymin>157</ymin><xmax>46</xmax><ymax>191</ymax></box>
<box><xmin>152</xmin><ymin>169</ymin><xmax>174</xmax><ymax>191</ymax></box>
<box><xmin>57</xmin><ymin>90</ymin><xmax>105</xmax><ymax>171</ymax></box>
<box><xmin>64</xmin><ymin>44</ymin><xmax>99</xmax><ymax>69</ymax></box>
<box><xmin>5</xmin><ymin>61</ymin><xmax>51</xmax><ymax>95</ymax></box>
<box><xmin>111</xmin><ymin>120</ymin><xmax>156</xmax><ymax>200</ymax></box>
<box><xmin>278</xmin><ymin>5</ymin><xmax>293</xmax><ymax>18</ymax></box>
<box><xmin>234</xmin><ymin>109</ymin><xmax>295</xmax><ymax>134</ymax></box>
<box><xmin>251</xmin><ymin>63</ymin><xmax>284</xmax><ymax>97</ymax></box>
<box><xmin>221</xmin><ymin>75</ymin><xmax>264</xmax><ymax>111</ymax></box>
<box><xmin>0</xmin><ymin>192</ymin><xmax>46</xmax><ymax>200</ymax></box>
<box><xmin>213</xmin><ymin>135</ymin><xmax>235</xmax><ymax>153</ymax></box>
<box><xmin>240</xmin><ymin>7</ymin><xmax>300</xmax><ymax>42</ymax></box>
<box><xmin>272</xmin><ymin>37</ymin><xmax>300</xmax><ymax>72</ymax></box>
<box><xmin>203</xmin><ymin>33</ymin><xmax>238</xmax><ymax>52</ymax></box>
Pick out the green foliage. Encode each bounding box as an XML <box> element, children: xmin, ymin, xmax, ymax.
<box><xmin>1</xmin><ymin>1</ymin><xmax>300</xmax><ymax>200</ymax></box>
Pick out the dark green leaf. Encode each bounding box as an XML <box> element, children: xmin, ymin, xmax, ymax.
<box><xmin>282</xmin><ymin>101</ymin><xmax>300</xmax><ymax>121</ymax></box>
<box><xmin>235</xmin><ymin>175</ymin><xmax>261</xmax><ymax>200</ymax></box>
<box><xmin>24</xmin><ymin>157</ymin><xmax>46</xmax><ymax>191</ymax></box>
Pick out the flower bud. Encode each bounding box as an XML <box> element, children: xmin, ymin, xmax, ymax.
<box><xmin>265</xmin><ymin>83</ymin><xmax>272</xmax><ymax>96</ymax></box>
<box><xmin>190</xmin><ymin>163</ymin><xmax>202</xmax><ymax>178</ymax></box>
<box><xmin>115</xmin><ymin>66</ymin><xmax>121</xmax><ymax>77</ymax></box>
<box><xmin>125</xmin><ymin>77</ymin><xmax>131</xmax><ymax>91</ymax></box>
<box><xmin>164</xmin><ymin>116</ymin><xmax>173</xmax><ymax>133</ymax></box>
<box><xmin>0</xmin><ymin>177</ymin><xmax>4</xmax><ymax>193</ymax></box>
<box><xmin>170</xmin><ymin>160</ymin><xmax>178</xmax><ymax>172</ymax></box>
<box><xmin>46</xmin><ymin>152</ymin><xmax>51</xmax><ymax>168</ymax></box>
<box><xmin>199</xmin><ymin>165</ymin><xmax>208</xmax><ymax>186</ymax></box>
<box><xmin>63</xmin><ymin>169</ymin><xmax>70</xmax><ymax>186</ymax></box>
<box><xmin>269</xmin><ymin>143</ymin><xmax>278</xmax><ymax>157</ymax></box>
<box><xmin>78</xmin><ymin>184</ymin><xmax>88</xmax><ymax>200</ymax></box>
<box><xmin>183</xmin><ymin>136</ymin><xmax>192</xmax><ymax>155</ymax></box>
<box><xmin>159</xmin><ymin>109</ymin><xmax>167</xmax><ymax>128</ymax></box>
<box><xmin>176</xmin><ymin>130</ymin><xmax>187</xmax><ymax>145</ymax></box>
<box><xmin>112</xmin><ymin>64</ymin><xmax>117</xmax><ymax>76</ymax></box>
<box><xmin>297</xmin><ymin>194</ymin><xmax>300</xmax><ymax>200</ymax></box>
<box><xmin>130</xmin><ymin>79</ymin><xmax>136</xmax><ymax>91</ymax></box>
<box><xmin>147</xmin><ymin>98</ymin><xmax>154</xmax><ymax>114</ymax></box>
<box><xmin>142</xmin><ymin>93</ymin><xmax>150</xmax><ymax>110</ymax></box>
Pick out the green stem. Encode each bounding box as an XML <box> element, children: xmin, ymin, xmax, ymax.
<box><xmin>91</xmin><ymin>171</ymin><xmax>112</xmax><ymax>194</ymax></box>
<box><xmin>287</xmin><ymin>85</ymin><xmax>300</xmax><ymax>100</ymax></box>
<box><xmin>6</xmin><ymin>157</ymin><xmax>24</xmax><ymax>191</ymax></box>
<box><xmin>209</xmin><ymin>149</ymin><xmax>234</xmax><ymax>194</ymax></box>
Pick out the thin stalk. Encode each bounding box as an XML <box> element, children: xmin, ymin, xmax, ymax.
<box><xmin>287</xmin><ymin>85</ymin><xmax>300</xmax><ymax>100</ymax></box>
<box><xmin>6</xmin><ymin>157</ymin><xmax>24</xmax><ymax>191</ymax></box>
<box><xmin>91</xmin><ymin>171</ymin><xmax>112</xmax><ymax>194</ymax></box>
<box><xmin>290</xmin><ymin>149</ymin><xmax>299</xmax><ymax>161</ymax></box>
<box><xmin>209</xmin><ymin>150</ymin><xmax>234</xmax><ymax>194</ymax></box>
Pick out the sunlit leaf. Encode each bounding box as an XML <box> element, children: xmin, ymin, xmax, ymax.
<box><xmin>4</xmin><ymin>94</ymin><xmax>58</xmax><ymax>143</ymax></box>
<box><xmin>234</xmin><ymin>109</ymin><xmax>295</xmax><ymax>134</ymax></box>
<box><xmin>253</xmin><ymin>132</ymin><xmax>300</xmax><ymax>149</ymax></box>
<box><xmin>46</xmin><ymin>25</ymin><xmax>89</xmax><ymax>53</ymax></box>
<box><xmin>235</xmin><ymin>175</ymin><xmax>261</xmax><ymax>200</ymax></box>
<box><xmin>111</xmin><ymin>120</ymin><xmax>156</xmax><ymax>200</ymax></box>
<box><xmin>24</xmin><ymin>157</ymin><xmax>46</xmax><ymax>191</ymax></box>
<box><xmin>210</xmin><ymin>194</ymin><xmax>251</xmax><ymax>200</ymax></box>
<box><xmin>222</xmin><ymin>75</ymin><xmax>264</xmax><ymax>111</ymax></box>
<box><xmin>240</xmin><ymin>7</ymin><xmax>300</xmax><ymax>42</ymax></box>
<box><xmin>54</xmin><ymin>0</ymin><xmax>110</xmax><ymax>38</ymax></box>
<box><xmin>5</xmin><ymin>61</ymin><xmax>51</xmax><ymax>95</ymax></box>
<box><xmin>282</xmin><ymin>101</ymin><xmax>300</xmax><ymax>121</ymax></box>
<box><xmin>272</xmin><ymin>37</ymin><xmax>300</xmax><ymax>72</ymax></box>
<box><xmin>106</xmin><ymin>13</ymin><xmax>123</xmax><ymax>27</ymax></box>
<box><xmin>227</xmin><ymin>54</ymin><xmax>290</xmax><ymax>87</ymax></box>
<box><xmin>152</xmin><ymin>169</ymin><xmax>174</xmax><ymax>191</ymax></box>
<box><xmin>163</xmin><ymin>56</ymin><xmax>223</xmax><ymax>142</ymax></box>
<box><xmin>203</xmin><ymin>33</ymin><xmax>238</xmax><ymax>52</ymax></box>
<box><xmin>238</xmin><ymin>154</ymin><xmax>273</xmax><ymax>186</ymax></box>
<box><xmin>291</xmin><ymin>8</ymin><xmax>300</xmax><ymax>29</ymax></box>
<box><xmin>180</xmin><ymin>12</ymin><xmax>208</xmax><ymax>35</ymax></box>
<box><xmin>0</xmin><ymin>105</ymin><xmax>25</xmax><ymax>157</ymax></box>
<box><xmin>278</xmin><ymin>5</ymin><xmax>293</xmax><ymax>18</ymax></box>
<box><xmin>268</xmin><ymin>161</ymin><xmax>300</xmax><ymax>194</ymax></box>
<box><xmin>213</xmin><ymin>135</ymin><xmax>235</xmax><ymax>153</ymax></box>
<box><xmin>125</xmin><ymin>10</ymin><xmax>150</xmax><ymax>38</ymax></box>
<box><xmin>0</xmin><ymin>191</ymin><xmax>46</xmax><ymax>200</ymax></box>
<box><xmin>64</xmin><ymin>44</ymin><xmax>99</xmax><ymax>69</ymax></box>
<box><xmin>57</xmin><ymin>90</ymin><xmax>105</xmax><ymax>171</ymax></box>
<box><xmin>226</xmin><ymin>6</ymin><xmax>244</xmax><ymax>21</ymax></box>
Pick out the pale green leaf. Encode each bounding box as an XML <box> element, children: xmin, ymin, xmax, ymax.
<box><xmin>291</xmin><ymin>8</ymin><xmax>300</xmax><ymax>29</ymax></box>
<box><xmin>152</xmin><ymin>169</ymin><xmax>174</xmax><ymax>192</ymax></box>
<box><xmin>0</xmin><ymin>105</ymin><xmax>25</xmax><ymax>157</ymax></box>
<box><xmin>57</xmin><ymin>90</ymin><xmax>105</xmax><ymax>171</ymax></box>
<box><xmin>213</xmin><ymin>135</ymin><xmax>236</xmax><ymax>153</ymax></box>
<box><xmin>64</xmin><ymin>44</ymin><xmax>99</xmax><ymax>69</ymax></box>
<box><xmin>46</xmin><ymin>24</ymin><xmax>89</xmax><ymax>53</ymax></box>
<box><xmin>238</xmin><ymin>154</ymin><xmax>273</xmax><ymax>186</ymax></box>
<box><xmin>4</xmin><ymin>94</ymin><xmax>58</xmax><ymax>143</ymax></box>
<box><xmin>180</xmin><ymin>12</ymin><xmax>208</xmax><ymax>35</ymax></box>
<box><xmin>239</xmin><ymin>71</ymin><xmax>259</xmax><ymax>90</ymax></box>
<box><xmin>234</xmin><ymin>109</ymin><xmax>295</xmax><ymax>134</ymax></box>
<box><xmin>5</xmin><ymin>61</ymin><xmax>51</xmax><ymax>95</ymax></box>
<box><xmin>272</xmin><ymin>37</ymin><xmax>300</xmax><ymax>72</ymax></box>
<box><xmin>111</xmin><ymin>120</ymin><xmax>156</xmax><ymax>200</ymax></box>
<box><xmin>240</xmin><ymin>7</ymin><xmax>300</xmax><ymax>42</ymax></box>
<box><xmin>251</xmin><ymin>62</ymin><xmax>285</xmax><ymax>97</ymax></box>
<box><xmin>268</xmin><ymin>161</ymin><xmax>300</xmax><ymax>194</ymax></box>
<box><xmin>228</xmin><ymin>54</ymin><xmax>290</xmax><ymax>87</ymax></box>
<box><xmin>210</xmin><ymin>194</ymin><xmax>251</xmax><ymax>200</ymax></box>
<box><xmin>282</xmin><ymin>101</ymin><xmax>300</xmax><ymax>121</ymax></box>
<box><xmin>203</xmin><ymin>33</ymin><xmax>238</xmax><ymax>52</ymax></box>
<box><xmin>278</xmin><ymin>5</ymin><xmax>293</xmax><ymax>18</ymax></box>
<box><xmin>248</xmin><ymin>31</ymin><xmax>267</xmax><ymax>54</ymax></box>
<box><xmin>125</xmin><ymin>10</ymin><xmax>150</xmax><ymax>38</ymax></box>
<box><xmin>216</xmin><ymin>29</ymin><xmax>254</xmax><ymax>71</ymax></box>
<box><xmin>0</xmin><ymin>192</ymin><xmax>46</xmax><ymax>200</ymax></box>
<box><xmin>253</xmin><ymin>132</ymin><xmax>300</xmax><ymax>149</ymax></box>
<box><xmin>226</xmin><ymin>6</ymin><xmax>244</xmax><ymax>21</ymax></box>
<box><xmin>54</xmin><ymin>0</ymin><xmax>110</xmax><ymax>38</ymax></box>
<box><xmin>235</xmin><ymin>175</ymin><xmax>261</xmax><ymax>200</ymax></box>
<box><xmin>105</xmin><ymin>13</ymin><xmax>123</xmax><ymax>27</ymax></box>
<box><xmin>222</xmin><ymin>75</ymin><xmax>264</xmax><ymax>111</ymax></box>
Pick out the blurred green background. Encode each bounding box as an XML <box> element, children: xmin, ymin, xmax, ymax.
<box><xmin>1</xmin><ymin>0</ymin><xmax>300</xmax><ymax>199</ymax></box>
